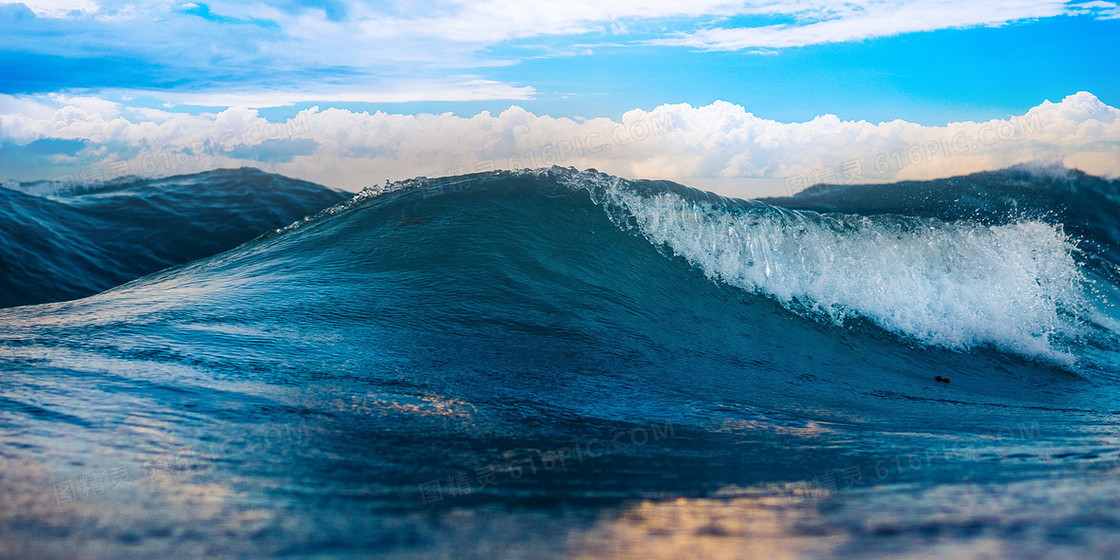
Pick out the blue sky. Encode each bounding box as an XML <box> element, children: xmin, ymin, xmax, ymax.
<box><xmin>2</xmin><ymin>1</ymin><xmax>1118</xmax><ymax>122</ymax></box>
<box><xmin>1</xmin><ymin>1</ymin><xmax>1119</xmax><ymax>192</ymax></box>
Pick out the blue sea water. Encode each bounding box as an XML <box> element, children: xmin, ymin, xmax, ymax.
<box><xmin>1</xmin><ymin>166</ymin><xmax>1120</xmax><ymax>558</ymax></box>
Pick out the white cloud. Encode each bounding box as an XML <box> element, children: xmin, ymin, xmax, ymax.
<box><xmin>13</xmin><ymin>1</ymin><xmax>1115</xmax><ymax>67</ymax></box>
<box><xmin>2</xmin><ymin>92</ymin><xmax>1118</xmax><ymax>197</ymax></box>
<box><xmin>285</xmin><ymin>0</ymin><xmax>1112</xmax><ymax>50</ymax></box>
<box><xmin>1069</xmin><ymin>0</ymin><xmax>1120</xmax><ymax>19</ymax></box>
<box><xmin>657</xmin><ymin>1</ymin><xmax>1073</xmax><ymax>49</ymax></box>
<box><xmin>335</xmin><ymin>0</ymin><xmax>746</xmax><ymax>43</ymax></box>
<box><xmin>178</xmin><ymin>0</ymin><xmax>1114</xmax><ymax>54</ymax></box>
<box><xmin>131</xmin><ymin>80</ymin><xmax>535</xmax><ymax>108</ymax></box>
<box><xmin>17</xmin><ymin>0</ymin><xmax>100</xmax><ymax>18</ymax></box>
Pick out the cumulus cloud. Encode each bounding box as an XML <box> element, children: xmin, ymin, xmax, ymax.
<box><xmin>1</xmin><ymin>92</ymin><xmax>1117</xmax><ymax>197</ymax></box>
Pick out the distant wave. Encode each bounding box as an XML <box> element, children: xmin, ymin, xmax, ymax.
<box><xmin>763</xmin><ymin>164</ymin><xmax>1120</xmax><ymax>279</ymax></box>
<box><xmin>0</xmin><ymin>167</ymin><xmax>346</xmax><ymax>308</ymax></box>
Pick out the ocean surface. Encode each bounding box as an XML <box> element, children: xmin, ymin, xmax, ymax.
<box><xmin>1</xmin><ymin>166</ymin><xmax>1119</xmax><ymax>559</ymax></box>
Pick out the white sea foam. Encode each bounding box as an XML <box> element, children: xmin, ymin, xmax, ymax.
<box><xmin>569</xmin><ymin>171</ymin><xmax>1088</xmax><ymax>362</ymax></box>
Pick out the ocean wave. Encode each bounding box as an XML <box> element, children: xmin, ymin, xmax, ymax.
<box><xmin>339</xmin><ymin>166</ymin><xmax>1110</xmax><ymax>365</ymax></box>
<box><xmin>605</xmin><ymin>180</ymin><xmax>1084</xmax><ymax>361</ymax></box>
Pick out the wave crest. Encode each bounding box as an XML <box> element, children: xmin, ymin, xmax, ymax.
<box><xmin>557</xmin><ymin>168</ymin><xmax>1090</xmax><ymax>362</ymax></box>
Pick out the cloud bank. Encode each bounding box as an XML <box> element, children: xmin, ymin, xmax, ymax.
<box><xmin>1</xmin><ymin>92</ymin><xmax>1117</xmax><ymax>197</ymax></box>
